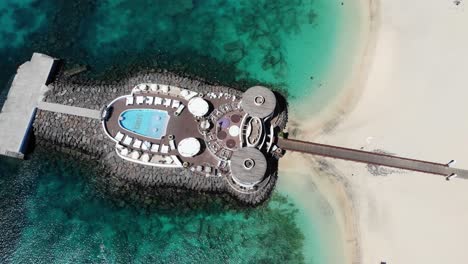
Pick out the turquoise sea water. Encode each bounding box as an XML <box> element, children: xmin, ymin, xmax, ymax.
<box><xmin>0</xmin><ymin>0</ymin><xmax>349</xmax><ymax>263</ymax></box>
<box><xmin>0</xmin><ymin>0</ymin><xmax>343</xmax><ymax>99</ymax></box>
<box><xmin>1</xmin><ymin>148</ymin><xmax>306</xmax><ymax>263</ymax></box>
<box><xmin>120</xmin><ymin>109</ymin><xmax>170</xmax><ymax>139</ymax></box>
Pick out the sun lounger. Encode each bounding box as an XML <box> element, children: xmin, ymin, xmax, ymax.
<box><xmin>150</xmin><ymin>84</ymin><xmax>158</xmax><ymax>92</ymax></box>
<box><xmin>133</xmin><ymin>139</ymin><xmax>142</xmax><ymax>149</ymax></box>
<box><xmin>161</xmin><ymin>144</ymin><xmax>169</xmax><ymax>154</ymax></box>
<box><xmin>154</xmin><ymin>97</ymin><xmax>163</xmax><ymax>105</ymax></box>
<box><xmin>139</xmin><ymin>84</ymin><xmax>148</xmax><ymax>91</ymax></box>
<box><xmin>130</xmin><ymin>151</ymin><xmax>140</xmax><ymax>160</ymax></box>
<box><xmin>175</xmin><ymin>104</ymin><xmax>185</xmax><ymax>116</ymax></box>
<box><xmin>126</xmin><ymin>96</ymin><xmax>134</xmax><ymax>105</ymax></box>
<box><xmin>163</xmin><ymin>98</ymin><xmax>172</xmax><ymax>107</ymax></box>
<box><xmin>141</xmin><ymin>153</ymin><xmax>150</xmax><ymax>162</ymax></box>
<box><xmin>152</xmin><ymin>155</ymin><xmax>164</xmax><ymax>164</ymax></box>
<box><xmin>172</xmin><ymin>100</ymin><xmax>180</xmax><ymax>109</ymax></box>
<box><xmin>114</xmin><ymin>131</ymin><xmax>124</xmax><ymax>141</ymax></box>
<box><xmin>159</xmin><ymin>84</ymin><xmax>169</xmax><ymax>93</ymax></box>
<box><xmin>146</xmin><ymin>96</ymin><xmax>154</xmax><ymax>105</ymax></box>
<box><xmin>116</xmin><ymin>143</ymin><xmax>124</xmax><ymax>150</ymax></box>
<box><xmin>180</xmin><ymin>89</ymin><xmax>189</xmax><ymax>97</ymax></box>
<box><xmin>180</xmin><ymin>89</ymin><xmax>198</xmax><ymax>100</ymax></box>
<box><xmin>123</xmin><ymin>136</ymin><xmax>133</xmax><ymax>146</ymax></box>
<box><xmin>136</xmin><ymin>96</ymin><xmax>145</xmax><ymax>105</ymax></box>
<box><xmin>132</xmin><ymin>87</ymin><xmax>141</xmax><ymax>94</ymax></box>
<box><xmin>142</xmin><ymin>141</ymin><xmax>151</xmax><ymax>151</ymax></box>
<box><xmin>120</xmin><ymin>148</ymin><xmax>129</xmax><ymax>156</ymax></box>
<box><xmin>150</xmin><ymin>144</ymin><xmax>160</xmax><ymax>153</ymax></box>
<box><xmin>164</xmin><ymin>156</ymin><xmax>174</xmax><ymax>164</ymax></box>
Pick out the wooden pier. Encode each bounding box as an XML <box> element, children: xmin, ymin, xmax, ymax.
<box><xmin>278</xmin><ymin>138</ymin><xmax>468</xmax><ymax>179</ymax></box>
<box><xmin>0</xmin><ymin>53</ymin><xmax>58</xmax><ymax>159</ymax></box>
<box><xmin>37</xmin><ymin>102</ymin><xmax>101</xmax><ymax>120</ymax></box>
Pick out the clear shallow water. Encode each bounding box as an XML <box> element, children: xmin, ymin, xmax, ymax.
<box><xmin>1</xmin><ymin>149</ymin><xmax>306</xmax><ymax>263</ymax></box>
<box><xmin>278</xmin><ymin>172</ymin><xmax>347</xmax><ymax>263</ymax></box>
<box><xmin>0</xmin><ymin>0</ymin><xmax>343</xmax><ymax>99</ymax></box>
<box><xmin>0</xmin><ymin>0</ymin><xmax>348</xmax><ymax>263</ymax></box>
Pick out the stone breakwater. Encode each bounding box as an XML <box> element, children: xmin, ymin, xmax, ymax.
<box><xmin>33</xmin><ymin>71</ymin><xmax>287</xmax><ymax>205</ymax></box>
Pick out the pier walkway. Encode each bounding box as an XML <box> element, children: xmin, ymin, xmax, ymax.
<box><xmin>37</xmin><ymin>102</ymin><xmax>101</xmax><ymax>120</ymax></box>
<box><xmin>278</xmin><ymin>138</ymin><xmax>468</xmax><ymax>179</ymax></box>
<box><xmin>0</xmin><ymin>53</ymin><xmax>57</xmax><ymax>159</ymax></box>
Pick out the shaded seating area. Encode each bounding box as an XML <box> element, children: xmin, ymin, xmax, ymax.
<box><xmin>116</xmin><ymin>142</ymin><xmax>184</xmax><ymax>168</ymax></box>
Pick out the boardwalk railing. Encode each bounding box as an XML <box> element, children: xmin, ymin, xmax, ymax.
<box><xmin>277</xmin><ymin>138</ymin><xmax>468</xmax><ymax>180</ymax></box>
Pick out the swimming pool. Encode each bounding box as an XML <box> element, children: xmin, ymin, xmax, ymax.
<box><xmin>119</xmin><ymin>109</ymin><xmax>169</xmax><ymax>139</ymax></box>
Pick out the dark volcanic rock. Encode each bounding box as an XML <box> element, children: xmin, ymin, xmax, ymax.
<box><xmin>33</xmin><ymin>71</ymin><xmax>287</xmax><ymax>206</ymax></box>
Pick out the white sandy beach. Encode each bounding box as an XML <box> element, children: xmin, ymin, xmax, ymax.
<box><xmin>282</xmin><ymin>0</ymin><xmax>468</xmax><ymax>263</ymax></box>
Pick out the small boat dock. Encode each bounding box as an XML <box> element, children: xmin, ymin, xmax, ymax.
<box><xmin>0</xmin><ymin>53</ymin><xmax>58</xmax><ymax>159</ymax></box>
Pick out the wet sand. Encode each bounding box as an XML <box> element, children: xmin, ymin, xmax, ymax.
<box><xmin>280</xmin><ymin>0</ymin><xmax>375</xmax><ymax>262</ymax></box>
<box><xmin>283</xmin><ymin>0</ymin><xmax>468</xmax><ymax>263</ymax></box>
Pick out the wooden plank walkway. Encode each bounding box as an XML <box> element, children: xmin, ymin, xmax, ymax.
<box><xmin>0</xmin><ymin>53</ymin><xmax>57</xmax><ymax>159</ymax></box>
<box><xmin>37</xmin><ymin>102</ymin><xmax>101</xmax><ymax>120</ymax></box>
<box><xmin>278</xmin><ymin>138</ymin><xmax>468</xmax><ymax>179</ymax></box>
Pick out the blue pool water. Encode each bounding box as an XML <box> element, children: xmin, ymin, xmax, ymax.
<box><xmin>119</xmin><ymin>109</ymin><xmax>169</xmax><ymax>139</ymax></box>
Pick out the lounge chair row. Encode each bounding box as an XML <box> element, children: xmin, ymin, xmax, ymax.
<box><xmin>118</xmin><ymin>146</ymin><xmax>183</xmax><ymax>166</ymax></box>
<box><xmin>189</xmin><ymin>164</ymin><xmax>220</xmax><ymax>177</ymax></box>
<box><xmin>132</xmin><ymin>83</ymin><xmax>200</xmax><ymax>103</ymax></box>
<box><xmin>133</xmin><ymin>83</ymin><xmax>171</xmax><ymax>94</ymax></box>
<box><xmin>114</xmin><ymin>132</ymin><xmax>177</xmax><ymax>154</ymax></box>
<box><xmin>125</xmin><ymin>95</ymin><xmax>185</xmax><ymax>115</ymax></box>
<box><xmin>205</xmin><ymin>92</ymin><xmax>236</xmax><ymax>101</ymax></box>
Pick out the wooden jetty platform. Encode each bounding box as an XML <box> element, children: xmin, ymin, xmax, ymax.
<box><xmin>278</xmin><ymin>138</ymin><xmax>468</xmax><ymax>180</ymax></box>
<box><xmin>0</xmin><ymin>53</ymin><xmax>58</xmax><ymax>159</ymax></box>
<box><xmin>37</xmin><ymin>102</ymin><xmax>101</xmax><ymax>120</ymax></box>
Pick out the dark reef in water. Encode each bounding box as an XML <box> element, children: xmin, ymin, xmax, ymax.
<box><xmin>0</xmin><ymin>146</ymin><xmax>306</xmax><ymax>263</ymax></box>
<box><xmin>33</xmin><ymin>69</ymin><xmax>288</xmax><ymax>206</ymax></box>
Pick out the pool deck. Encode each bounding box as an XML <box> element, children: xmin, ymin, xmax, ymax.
<box><xmin>103</xmin><ymin>92</ymin><xmax>247</xmax><ymax>172</ymax></box>
<box><xmin>0</xmin><ymin>53</ymin><xmax>58</xmax><ymax>159</ymax></box>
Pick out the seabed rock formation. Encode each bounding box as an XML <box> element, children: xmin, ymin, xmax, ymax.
<box><xmin>33</xmin><ymin>70</ymin><xmax>288</xmax><ymax>206</ymax></box>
